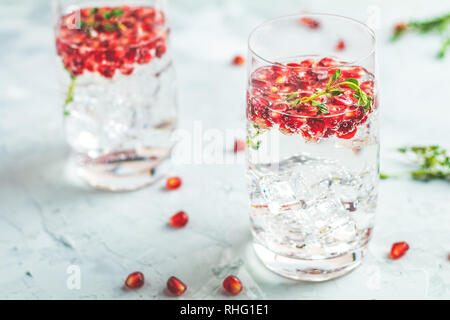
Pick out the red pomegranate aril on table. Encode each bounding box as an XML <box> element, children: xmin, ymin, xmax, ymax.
<box><xmin>125</xmin><ymin>271</ymin><xmax>145</xmax><ymax>289</ymax></box>
<box><xmin>223</xmin><ymin>275</ymin><xmax>243</xmax><ymax>296</ymax></box>
<box><xmin>166</xmin><ymin>176</ymin><xmax>182</xmax><ymax>190</ymax></box>
<box><xmin>167</xmin><ymin>276</ymin><xmax>187</xmax><ymax>296</ymax></box>
<box><xmin>390</xmin><ymin>242</ymin><xmax>409</xmax><ymax>259</ymax></box>
<box><xmin>336</xmin><ymin>39</ymin><xmax>345</xmax><ymax>51</ymax></box>
<box><xmin>232</xmin><ymin>55</ymin><xmax>245</xmax><ymax>66</ymax></box>
<box><xmin>299</xmin><ymin>17</ymin><xmax>320</xmax><ymax>29</ymax></box>
<box><xmin>169</xmin><ymin>211</ymin><xmax>188</xmax><ymax>228</ymax></box>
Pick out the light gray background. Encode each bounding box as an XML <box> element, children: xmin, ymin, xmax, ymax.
<box><xmin>0</xmin><ymin>0</ymin><xmax>449</xmax><ymax>299</ymax></box>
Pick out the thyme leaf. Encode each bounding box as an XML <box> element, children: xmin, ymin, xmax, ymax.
<box><xmin>392</xmin><ymin>13</ymin><xmax>450</xmax><ymax>59</ymax></box>
<box><xmin>381</xmin><ymin>145</ymin><xmax>450</xmax><ymax>181</ymax></box>
<box><xmin>63</xmin><ymin>67</ymin><xmax>77</xmax><ymax>116</ymax></box>
<box><xmin>285</xmin><ymin>70</ymin><xmax>373</xmax><ymax>114</ymax></box>
<box><xmin>246</xmin><ymin>124</ymin><xmax>262</xmax><ymax>150</ymax></box>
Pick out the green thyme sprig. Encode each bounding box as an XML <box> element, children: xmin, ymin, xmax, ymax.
<box><xmin>438</xmin><ymin>38</ymin><xmax>450</xmax><ymax>59</ymax></box>
<box><xmin>246</xmin><ymin>124</ymin><xmax>262</xmax><ymax>150</ymax></box>
<box><xmin>381</xmin><ymin>145</ymin><xmax>450</xmax><ymax>181</ymax></box>
<box><xmin>285</xmin><ymin>69</ymin><xmax>373</xmax><ymax>114</ymax></box>
<box><xmin>63</xmin><ymin>66</ymin><xmax>77</xmax><ymax>116</ymax></box>
<box><xmin>392</xmin><ymin>13</ymin><xmax>450</xmax><ymax>58</ymax></box>
<box><xmin>103</xmin><ymin>9</ymin><xmax>124</xmax><ymax>20</ymax></box>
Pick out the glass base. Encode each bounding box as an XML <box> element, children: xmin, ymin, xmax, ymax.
<box><xmin>75</xmin><ymin>147</ymin><xmax>172</xmax><ymax>191</ymax></box>
<box><xmin>253</xmin><ymin>242</ymin><xmax>365</xmax><ymax>281</ymax></box>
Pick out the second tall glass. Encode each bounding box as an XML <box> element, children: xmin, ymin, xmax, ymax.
<box><xmin>53</xmin><ymin>1</ymin><xmax>178</xmax><ymax>191</ymax></box>
<box><xmin>246</xmin><ymin>14</ymin><xmax>379</xmax><ymax>281</ymax></box>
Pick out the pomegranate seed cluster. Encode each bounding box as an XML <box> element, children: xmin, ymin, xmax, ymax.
<box><xmin>247</xmin><ymin>57</ymin><xmax>376</xmax><ymax>140</ymax></box>
<box><xmin>55</xmin><ymin>6</ymin><xmax>168</xmax><ymax>78</ymax></box>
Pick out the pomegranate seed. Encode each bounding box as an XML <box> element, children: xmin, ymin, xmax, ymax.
<box><xmin>125</xmin><ymin>271</ymin><xmax>145</xmax><ymax>289</ymax></box>
<box><xmin>137</xmin><ymin>48</ymin><xmax>152</xmax><ymax>64</ymax></box>
<box><xmin>155</xmin><ymin>43</ymin><xmax>167</xmax><ymax>58</ymax></box>
<box><xmin>270</xmin><ymin>109</ymin><xmax>285</xmax><ymax>123</ymax></box>
<box><xmin>120</xmin><ymin>65</ymin><xmax>134</xmax><ymax>75</ymax></box>
<box><xmin>299</xmin><ymin>17</ymin><xmax>320</xmax><ymax>29</ymax></box>
<box><xmin>125</xmin><ymin>48</ymin><xmax>137</xmax><ymax>63</ymax></box>
<box><xmin>334</xmin><ymin>95</ymin><xmax>354</xmax><ymax>107</ymax></box>
<box><xmin>317</xmin><ymin>57</ymin><xmax>338</xmax><ymax>68</ymax></box>
<box><xmin>337</xmin><ymin>128</ymin><xmax>357</xmax><ymax>139</ymax></box>
<box><xmin>97</xmin><ymin>65</ymin><xmax>115</xmax><ymax>78</ymax></box>
<box><xmin>234</xmin><ymin>139</ymin><xmax>246</xmax><ymax>153</ymax></box>
<box><xmin>169</xmin><ymin>211</ymin><xmax>188</xmax><ymax>228</ymax></box>
<box><xmin>232</xmin><ymin>55</ymin><xmax>245</xmax><ymax>66</ymax></box>
<box><xmin>222</xmin><ymin>275</ymin><xmax>243</xmax><ymax>296</ymax></box>
<box><xmin>166</xmin><ymin>276</ymin><xmax>187</xmax><ymax>296</ymax></box>
<box><xmin>299</xmin><ymin>59</ymin><xmax>314</xmax><ymax>68</ymax></box>
<box><xmin>166</xmin><ymin>176</ymin><xmax>182</xmax><ymax>190</ymax></box>
<box><xmin>336</xmin><ymin>39</ymin><xmax>345</xmax><ymax>51</ymax></box>
<box><xmin>390</xmin><ymin>241</ymin><xmax>409</xmax><ymax>259</ymax></box>
<box><xmin>360</xmin><ymin>81</ymin><xmax>374</xmax><ymax>96</ymax></box>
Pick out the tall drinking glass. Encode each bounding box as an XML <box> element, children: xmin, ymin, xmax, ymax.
<box><xmin>246</xmin><ymin>14</ymin><xmax>378</xmax><ymax>281</ymax></box>
<box><xmin>52</xmin><ymin>0</ymin><xmax>177</xmax><ymax>191</ymax></box>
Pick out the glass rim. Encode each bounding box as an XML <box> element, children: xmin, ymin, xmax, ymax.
<box><xmin>248</xmin><ymin>13</ymin><xmax>376</xmax><ymax>69</ymax></box>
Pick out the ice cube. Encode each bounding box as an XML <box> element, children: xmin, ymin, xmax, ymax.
<box><xmin>260</xmin><ymin>177</ymin><xmax>297</xmax><ymax>203</ymax></box>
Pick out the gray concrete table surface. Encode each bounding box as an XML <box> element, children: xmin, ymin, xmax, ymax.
<box><xmin>0</xmin><ymin>0</ymin><xmax>449</xmax><ymax>299</ymax></box>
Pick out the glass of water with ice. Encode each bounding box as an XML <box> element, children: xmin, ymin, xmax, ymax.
<box><xmin>52</xmin><ymin>0</ymin><xmax>177</xmax><ymax>191</ymax></box>
<box><xmin>246</xmin><ymin>14</ymin><xmax>379</xmax><ymax>281</ymax></box>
